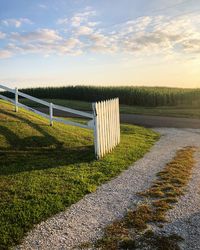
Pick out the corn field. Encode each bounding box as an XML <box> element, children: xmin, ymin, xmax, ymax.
<box><xmin>4</xmin><ymin>86</ymin><xmax>200</xmax><ymax>107</ymax></box>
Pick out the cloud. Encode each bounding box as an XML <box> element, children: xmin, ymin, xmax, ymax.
<box><xmin>0</xmin><ymin>32</ymin><xmax>6</xmax><ymax>39</ymax></box>
<box><xmin>38</xmin><ymin>4</ymin><xmax>47</xmax><ymax>9</ymax></box>
<box><xmin>87</xmin><ymin>21</ymin><xmax>99</xmax><ymax>27</ymax></box>
<box><xmin>118</xmin><ymin>14</ymin><xmax>200</xmax><ymax>55</ymax></box>
<box><xmin>56</xmin><ymin>38</ymin><xmax>83</xmax><ymax>55</ymax></box>
<box><xmin>1</xmin><ymin>18</ymin><xmax>33</xmax><ymax>28</ymax></box>
<box><xmin>71</xmin><ymin>9</ymin><xmax>96</xmax><ymax>27</ymax></box>
<box><xmin>182</xmin><ymin>39</ymin><xmax>200</xmax><ymax>53</ymax></box>
<box><xmin>87</xmin><ymin>32</ymin><xmax>118</xmax><ymax>53</ymax></box>
<box><xmin>1</xmin><ymin>10</ymin><xmax>200</xmax><ymax>59</ymax></box>
<box><xmin>121</xmin><ymin>16</ymin><xmax>153</xmax><ymax>35</ymax></box>
<box><xmin>76</xmin><ymin>26</ymin><xmax>93</xmax><ymax>36</ymax></box>
<box><xmin>57</xmin><ymin>18</ymin><xmax>68</xmax><ymax>25</ymax></box>
<box><xmin>11</xmin><ymin>29</ymin><xmax>62</xmax><ymax>43</ymax></box>
<box><xmin>3</xmin><ymin>36</ymin><xmax>83</xmax><ymax>57</ymax></box>
<box><xmin>123</xmin><ymin>32</ymin><xmax>172</xmax><ymax>53</ymax></box>
<box><xmin>71</xmin><ymin>16</ymin><xmax>81</xmax><ymax>27</ymax></box>
<box><xmin>0</xmin><ymin>49</ymin><xmax>13</xmax><ymax>58</ymax></box>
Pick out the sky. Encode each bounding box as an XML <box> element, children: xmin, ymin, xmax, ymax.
<box><xmin>0</xmin><ymin>0</ymin><xmax>200</xmax><ymax>89</ymax></box>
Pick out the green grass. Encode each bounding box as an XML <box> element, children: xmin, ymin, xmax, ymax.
<box><xmin>0</xmin><ymin>100</ymin><xmax>159</xmax><ymax>249</ymax></box>
<box><xmin>120</xmin><ymin>105</ymin><xmax>200</xmax><ymax>119</ymax></box>
<box><xmin>20</xmin><ymin>98</ymin><xmax>200</xmax><ymax>119</ymax></box>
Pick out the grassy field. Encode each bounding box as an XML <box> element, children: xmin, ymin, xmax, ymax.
<box><xmin>120</xmin><ymin>105</ymin><xmax>200</xmax><ymax>119</ymax></box>
<box><xmin>0</xmin><ymin>100</ymin><xmax>159</xmax><ymax>249</ymax></box>
<box><xmin>20</xmin><ymin>98</ymin><xmax>200</xmax><ymax>119</ymax></box>
<box><xmin>16</xmin><ymin>86</ymin><xmax>200</xmax><ymax>107</ymax></box>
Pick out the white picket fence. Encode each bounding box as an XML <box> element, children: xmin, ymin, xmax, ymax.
<box><xmin>92</xmin><ymin>99</ymin><xmax>120</xmax><ymax>158</ymax></box>
<box><xmin>0</xmin><ymin>84</ymin><xmax>120</xmax><ymax>159</ymax></box>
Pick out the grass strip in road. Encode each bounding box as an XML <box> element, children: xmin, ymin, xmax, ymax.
<box><xmin>94</xmin><ymin>147</ymin><xmax>196</xmax><ymax>250</ymax></box>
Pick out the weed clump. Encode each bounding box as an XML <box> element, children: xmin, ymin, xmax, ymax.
<box><xmin>126</xmin><ymin>204</ymin><xmax>153</xmax><ymax>231</ymax></box>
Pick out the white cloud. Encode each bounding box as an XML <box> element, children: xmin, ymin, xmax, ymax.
<box><xmin>71</xmin><ymin>9</ymin><xmax>96</xmax><ymax>27</ymax></box>
<box><xmin>182</xmin><ymin>39</ymin><xmax>200</xmax><ymax>53</ymax></box>
<box><xmin>123</xmin><ymin>32</ymin><xmax>172</xmax><ymax>53</ymax></box>
<box><xmin>2</xmin><ymin>35</ymin><xmax>83</xmax><ymax>57</ymax></box>
<box><xmin>58</xmin><ymin>38</ymin><xmax>82</xmax><ymax>54</ymax></box>
<box><xmin>88</xmin><ymin>32</ymin><xmax>107</xmax><ymax>44</ymax></box>
<box><xmin>88</xmin><ymin>32</ymin><xmax>118</xmax><ymax>53</ymax></box>
<box><xmin>0</xmin><ymin>32</ymin><xmax>6</xmax><ymax>39</ymax></box>
<box><xmin>123</xmin><ymin>16</ymin><xmax>152</xmax><ymax>34</ymax></box>
<box><xmin>76</xmin><ymin>26</ymin><xmax>93</xmax><ymax>36</ymax></box>
<box><xmin>87</xmin><ymin>21</ymin><xmax>99</xmax><ymax>27</ymax></box>
<box><xmin>1</xmin><ymin>11</ymin><xmax>200</xmax><ymax>59</ymax></box>
<box><xmin>71</xmin><ymin>16</ymin><xmax>83</xmax><ymax>27</ymax></box>
<box><xmin>1</xmin><ymin>18</ymin><xmax>33</xmax><ymax>28</ymax></box>
<box><xmin>38</xmin><ymin>4</ymin><xmax>47</xmax><ymax>9</ymax></box>
<box><xmin>118</xmin><ymin>14</ymin><xmax>200</xmax><ymax>56</ymax></box>
<box><xmin>11</xmin><ymin>29</ymin><xmax>62</xmax><ymax>43</ymax></box>
<box><xmin>0</xmin><ymin>49</ymin><xmax>13</xmax><ymax>58</ymax></box>
<box><xmin>57</xmin><ymin>18</ymin><xmax>68</xmax><ymax>25</ymax></box>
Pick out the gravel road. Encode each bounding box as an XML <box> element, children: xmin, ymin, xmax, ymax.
<box><xmin>16</xmin><ymin>128</ymin><xmax>200</xmax><ymax>250</ymax></box>
<box><xmin>162</xmin><ymin>140</ymin><xmax>200</xmax><ymax>250</ymax></box>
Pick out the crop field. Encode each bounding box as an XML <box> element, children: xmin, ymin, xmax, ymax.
<box><xmin>0</xmin><ymin>100</ymin><xmax>159</xmax><ymax>249</ymax></box>
<box><xmin>18</xmin><ymin>86</ymin><xmax>200</xmax><ymax>107</ymax></box>
<box><xmin>3</xmin><ymin>86</ymin><xmax>200</xmax><ymax>119</ymax></box>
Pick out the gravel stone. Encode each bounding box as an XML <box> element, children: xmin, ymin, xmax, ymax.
<box><xmin>15</xmin><ymin>128</ymin><xmax>200</xmax><ymax>250</ymax></box>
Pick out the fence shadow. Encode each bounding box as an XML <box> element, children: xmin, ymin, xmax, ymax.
<box><xmin>0</xmin><ymin>108</ymin><xmax>94</xmax><ymax>176</ymax></box>
<box><xmin>0</xmin><ymin>108</ymin><xmax>61</xmax><ymax>147</ymax></box>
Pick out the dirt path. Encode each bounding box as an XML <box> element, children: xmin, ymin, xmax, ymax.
<box><xmin>37</xmin><ymin>107</ymin><xmax>200</xmax><ymax>128</ymax></box>
<box><xmin>16</xmin><ymin>128</ymin><xmax>200</xmax><ymax>250</ymax></box>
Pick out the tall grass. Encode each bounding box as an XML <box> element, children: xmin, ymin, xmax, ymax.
<box><xmin>5</xmin><ymin>86</ymin><xmax>200</xmax><ymax>107</ymax></box>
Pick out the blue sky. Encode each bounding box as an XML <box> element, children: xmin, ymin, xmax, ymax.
<box><xmin>0</xmin><ymin>0</ymin><xmax>200</xmax><ymax>88</ymax></box>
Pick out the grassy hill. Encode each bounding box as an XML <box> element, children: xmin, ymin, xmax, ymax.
<box><xmin>0</xmin><ymin>100</ymin><xmax>159</xmax><ymax>249</ymax></box>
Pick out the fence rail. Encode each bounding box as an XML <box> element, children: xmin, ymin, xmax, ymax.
<box><xmin>0</xmin><ymin>84</ymin><xmax>120</xmax><ymax>159</ymax></box>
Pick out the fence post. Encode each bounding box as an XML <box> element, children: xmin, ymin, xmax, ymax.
<box><xmin>92</xmin><ymin>102</ymin><xmax>99</xmax><ymax>159</ymax></box>
<box><xmin>50</xmin><ymin>103</ymin><xmax>53</xmax><ymax>126</ymax></box>
<box><xmin>15</xmin><ymin>87</ymin><xmax>18</xmax><ymax>112</ymax></box>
